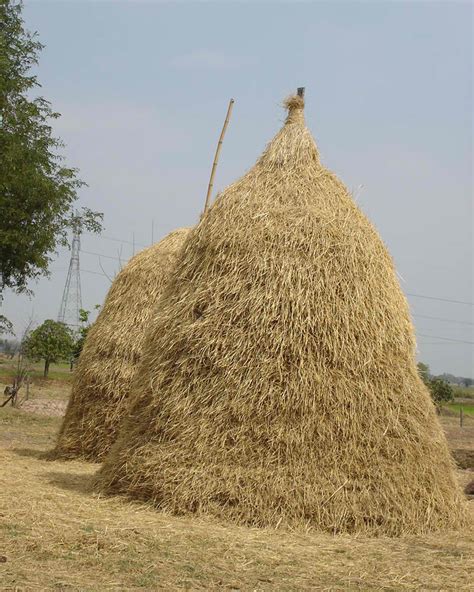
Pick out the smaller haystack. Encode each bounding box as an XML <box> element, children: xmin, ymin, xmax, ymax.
<box><xmin>50</xmin><ymin>228</ymin><xmax>189</xmax><ymax>461</ymax></box>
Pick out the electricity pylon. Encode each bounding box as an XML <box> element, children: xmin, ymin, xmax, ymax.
<box><xmin>58</xmin><ymin>214</ymin><xmax>82</xmax><ymax>331</ymax></box>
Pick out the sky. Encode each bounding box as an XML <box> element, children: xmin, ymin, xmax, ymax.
<box><xmin>1</xmin><ymin>0</ymin><xmax>473</xmax><ymax>376</ymax></box>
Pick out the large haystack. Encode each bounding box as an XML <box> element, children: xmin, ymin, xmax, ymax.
<box><xmin>96</xmin><ymin>96</ymin><xmax>467</xmax><ymax>535</ymax></box>
<box><xmin>51</xmin><ymin>228</ymin><xmax>189</xmax><ymax>461</ymax></box>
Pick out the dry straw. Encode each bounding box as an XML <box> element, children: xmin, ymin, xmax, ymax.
<box><xmin>50</xmin><ymin>228</ymin><xmax>189</xmax><ymax>461</ymax></box>
<box><xmin>96</xmin><ymin>95</ymin><xmax>467</xmax><ymax>535</ymax></box>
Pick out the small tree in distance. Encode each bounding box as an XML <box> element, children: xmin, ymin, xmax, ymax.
<box><xmin>417</xmin><ymin>362</ymin><xmax>454</xmax><ymax>411</ymax></box>
<box><xmin>429</xmin><ymin>378</ymin><xmax>454</xmax><ymax>408</ymax></box>
<box><xmin>71</xmin><ymin>305</ymin><xmax>100</xmax><ymax>365</ymax></box>
<box><xmin>0</xmin><ymin>315</ymin><xmax>14</xmax><ymax>336</ymax></box>
<box><xmin>4</xmin><ymin>338</ymin><xmax>19</xmax><ymax>359</ymax></box>
<box><xmin>417</xmin><ymin>362</ymin><xmax>430</xmax><ymax>385</ymax></box>
<box><xmin>24</xmin><ymin>319</ymin><xmax>74</xmax><ymax>377</ymax></box>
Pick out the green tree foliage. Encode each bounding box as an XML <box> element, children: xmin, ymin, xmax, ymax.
<box><xmin>417</xmin><ymin>361</ymin><xmax>454</xmax><ymax>410</ymax></box>
<box><xmin>23</xmin><ymin>319</ymin><xmax>74</xmax><ymax>377</ymax></box>
<box><xmin>72</xmin><ymin>308</ymin><xmax>90</xmax><ymax>361</ymax></box>
<box><xmin>0</xmin><ymin>0</ymin><xmax>102</xmax><ymax>294</ymax></box>
<box><xmin>71</xmin><ymin>305</ymin><xmax>100</xmax><ymax>363</ymax></box>
<box><xmin>1</xmin><ymin>337</ymin><xmax>18</xmax><ymax>357</ymax></box>
<box><xmin>0</xmin><ymin>314</ymin><xmax>13</xmax><ymax>334</ymax></box>
<box><xmin>429</xmin><ymin>378</ymin><xmax>454</xmax><ymax>407</ymax></box>
<box><xmin>417</xmin><ymin>362</ymin><xmax>430</xmax><ymax>385</ymax></box>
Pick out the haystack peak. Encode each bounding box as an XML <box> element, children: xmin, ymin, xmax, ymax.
<box><xmin>256</xmin><ymin>91</ymin><xmax>318</xmax><ymax>169</ymax></box>
<box><xmin>284</xmin><ymin>94</ymin><xmax>305</xmax><ymax>125</ymax></box>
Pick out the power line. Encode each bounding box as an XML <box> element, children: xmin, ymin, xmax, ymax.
<box><xmin>413</xmin><ymin>313</ymin><xmax>474</xmax><ymax>326</ymax></box>
<box><xmin>81</xmin><ymin>249</ymin><xmax>124</xmax><ymax>262</ymax></box>
<box><xmin>417</xmin><ymin>342</ymin><xmax>468</xmax><ymax>346</ymax></box>
<box><xmin>80</xmin><ymin>257</ymin><xmax>474</xmax><ymax>310</ymax></box>
<box><xmin>81</xmin><ymin>268</ymin><xmax>111</xmax><ymax>278</ymax></box>
<box><xmin>64</xmin><ymin>242</ymin><xmax>474</xmax><ymax>308</ymax></box>
<box><xmin>407</xmin><ymin>293</ymin><xmax>474</xmax><ymax>306</ymax></box>
<box><xmin>83</xmin><ymin>236</ymin><xmax>474</xmax><ymax>307</ymax></box>
<box><xmin>52</xmin><ymin>267</ymin><xmax>110</xmax><ymax>279</ymax></box>
<box><xmin>417</xmin><ymin>333</ymin><xmax>474</xmax><ymax>345</ymax></box>
<box><xmin>83</xmin><ymin>232</ymin><xmax>147</xmax><ymax>249</ymax></box>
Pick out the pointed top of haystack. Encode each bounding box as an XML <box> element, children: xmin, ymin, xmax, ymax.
<box><xmin>283</xmin><ymin>93</ymin><xmax>305</xmax><ymax>125</ymax></box>
<box><xmin>254</xmin><ymin>89</ymin><xmax>319</xmax><ymax>170</ymax></box>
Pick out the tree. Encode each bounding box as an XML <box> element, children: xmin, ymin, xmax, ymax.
<box><xmin>0</xmin><ymin>0</ymin><xmax>102</xmax><ymax>295</ymax></box>
<box><xmin>429</xmin><ymin>378</ymin><xmax>454</xmax><ymax>408</ymax></box>
<box><xmin>71</xmin><ymin>305</ymin><xmax>100</xmax><ymax>363</ymax></box>
<box><xmin>23</xmin><ymin>319</ymin><xmax>73</xmax><ymax>377</ymax></box>
<box><xmin>0</xmin><ymin>337</ymin><xmax>18</xmax><ymax>358</ymax></box>
<box><xmin>6</xmin><ymin>318</ymin><xmax>32</xmax><ymax>405</ymax></box>
<box><xmin>0</xmin><ymin>314</ymin><xmax>13</xmax><ymax>335</ymax></box>
<box><xmin>417</xmin><ymin>362</ymin><xmax>431</xmax><ymax>385</ymax></box>
<box><xmin>71</xmin><ymin>308</ymin><xmax>91</xmax><ymax>366</ymax></box>
<box><xmin>437</xmin><ymin>372</ymin><xmax>457</xmax><ymax>384</ymax></box>
<box><xmin>418</xmin><ymin>362</ymin><xmax>453</xmax><ymax>411</ymax></box>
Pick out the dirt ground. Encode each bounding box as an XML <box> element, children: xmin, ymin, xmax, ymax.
<box><xmin>0</xmin><ymin>380</ymin><xmax>473</xmax><ymax>591</ymax></box>
<box><xmin>20</xmin><ymin>398</ymin><xmax>68</xmax><ymax>417</ymax></box>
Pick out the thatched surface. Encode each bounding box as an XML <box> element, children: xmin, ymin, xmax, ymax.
<box><xmin>51</xmin><ymin>228</ymin><xmax>189</xmax><ymax>461</ymax></box>
<box><xmin>96</xmin><ymin>98</ymin><xmax>467</xmax><ymax>535</ymax></box>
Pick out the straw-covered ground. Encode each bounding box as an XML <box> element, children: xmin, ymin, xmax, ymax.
<box><xmin>1</xmin><ymin>379</ymin><xmax>473</xmax><ymax>591</ymax></box>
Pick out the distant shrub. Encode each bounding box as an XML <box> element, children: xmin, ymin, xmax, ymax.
<box><xmin>428</xmin><ymin>378</ymin><xmax>454</xmax><ymax>409</ymax></box>
<box><xmin>417</xmin><ymin>362</ymin><xmax>454</xmax><ymax>409</ymax></box>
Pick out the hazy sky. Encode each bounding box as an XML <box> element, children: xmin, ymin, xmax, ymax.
<box><xmin>2</xmin><ymin>0</ymin><xmax>473</xmax><ymax>376</ymax></box>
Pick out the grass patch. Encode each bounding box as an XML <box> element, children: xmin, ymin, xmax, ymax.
<box><xmin>0</xmin><ymin>358</ymin><xmax>73</xmax><ymax>383</ymax></box>
<box><xmin>452</xmin><ymin>386</ymin><xmax>474</xmax><ymax>399</ymax></box>
<box><xmin>447</xmin><ymin>403</ymin><xmax>474</xmax><ymax>417</ymax></box>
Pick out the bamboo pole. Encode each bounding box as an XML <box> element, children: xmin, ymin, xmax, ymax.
<box><xmin>203</xmin><ymin>98</ymin><xmax>235</xmax><ymax>214</ymax></box>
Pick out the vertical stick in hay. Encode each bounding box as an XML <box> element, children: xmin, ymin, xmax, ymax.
<box><xmin>96</xmin><ymin>96</ymin><xmax>467</xmax><ymax>535</ymax></box>
<box><xmin>51</xmin><ymin>228</ymin><xmax>189</xmax><ymax>461</ymax></box>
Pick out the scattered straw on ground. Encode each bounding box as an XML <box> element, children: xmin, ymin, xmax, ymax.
<box><xmin>0</xmin><ymin>407</ymin><xmax>473</xmax><ymax>591</ymax></box>
<box><xmin>20</xmin><ymin>398</ymin><xmax>67</xmax><ymax>417</ymax></box>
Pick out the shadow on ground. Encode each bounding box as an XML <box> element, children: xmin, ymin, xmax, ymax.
<box><xmin>13</xmin><ymin>447</ymin><xmax>46</xmax><ymax>459</ymax></box>
<box><xmin>452</xmin><ymin>449</ymin><xmax>474</xmax><ymax>470</ymax></box>
<box><xmin>45</xmin><ymin>470</ymin><xmax>96</xmax><ymax>495</ymax></box>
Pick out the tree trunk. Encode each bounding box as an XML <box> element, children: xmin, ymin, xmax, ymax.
<box><xmin>44</xmin><ymin>358</ymin><xmax>50</xmax><ymax>378</ymax></box>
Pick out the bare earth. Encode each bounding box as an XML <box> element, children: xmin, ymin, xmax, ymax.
<box><xmin>0</xmin><ymin>380</ymin><xmax>473</xmax><ymax>591</ymax></box>
<box><xmin>20</xmin><ymin>398</ymin><xmax>68</xmax><ymax>417</ymax></box>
